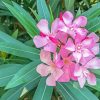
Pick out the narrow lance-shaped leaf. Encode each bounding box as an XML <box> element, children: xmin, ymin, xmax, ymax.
<box><xmin>0</xmin><ymin>64</ymin><xmax>23</xmax><ymax>87</ymax></box>
<box><xmin>82</xmin><ymin>2</ymin><xmax>100</xmax><ymax>19</ymax></box>
<box><xmin>65</xmin><ymin>82</ymin><xmax>99</xmax><ymax>100</ymax></box>
<box><xmin>56</xmin><ymin>82</ymin><xmax>75</xmax><ymax>100</ymax></box>
<box><xmin>86</xmin><ymin>17</ymin><xmax>100</xmax><ymax>32</ymax></box>
<box><xmin>3</xmin><ymin>1</ymin><xmax>39</xmax><ymax>37</ymax></box>
<box><xmin>1</xmin><ymin>76</ymin><xmax>40</xmax><ymax>100</ymax></box>
<box><xmin>0</xmin><ymin>31</ymin><xmax>40</xmax><ymax>61</ymax></box>
<box><xmin>64</xmin><ymin>0</ymin><xmax>75</xmax><ymax>12</ymax></box>
<box><xmin>37</xmin><ymin>0</ymin><xmax>50</xmax><ymax>23</ymax></box>
<box><xmin>0</xmin><ymin>42</ymin><xmax>39</xmax><ymax>61</ymax></box>
<box><xmin>33</xmin><ymin>77</ymin><xmax>53</xmax><ymax>100</ymax></box>
<box><xmin>5</xmin><ymin>61</ymin><xmax>40</xmax><ymax>89</ymax></box>
<box><xmin>49</xmin><ymin>0</ymin><xmax>60</xmax><ymax>12</ymax></box>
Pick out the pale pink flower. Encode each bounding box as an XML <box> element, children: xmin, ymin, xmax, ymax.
<box><xmin>65</xmin><ymin>32</ymin><xmax>99</xmax><ymax>62</ymax></box>
<box><xmin>58</xmin><ymin>47</ymin><xmax>77</xmax><ymax>82</ymax></box>
<box><xmin>36</xmin><ymin>50</ymin><xmax>63</xmax><ymax>86</ymax></box>
<box><xmin>58</xmin><ymin>11</ymin><xmax>88</xmax><ymax>41</ymax></box>
<box><xmin>74</xmin><ymin>57</ymin><xmax>100</xmax><ymax>88</ymax></box>
<box><xmin>33</xmin><ymin>19</ymin><xmax>60</xmax><ymax>53</ymax></box>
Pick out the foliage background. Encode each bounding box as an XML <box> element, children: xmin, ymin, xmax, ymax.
<box><xmin>0</xmin><ymin>0</ymin><xmax>100</xmax><ymax>100</ymax></box>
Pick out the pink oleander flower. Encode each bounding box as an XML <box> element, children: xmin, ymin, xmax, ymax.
<box><xmin>58</xmin><ymin>11</ymin><xmax>88</xmax><ymax>41</ymax></box>
<box><xmin>33</xmin><ymin>19</ymin><xmax>60</xmax><ymax>53</ymax></box>
<box><xmin>74</xmin><ymin>57</ymin><xmax>100</xmax><ymax>88</ymax></box>
<box><xmin>65</xmin><ymin>32</ymin><xmax>99</xmax><ymax>62</ymax></box>
<box><xmin>36</xmin><ymin>50</ymin><xmax>63</xmax><ymax>86</ymax></box>
<box><xmin>33</xmin><ymin>10</ymin><xmax>100</xmax><ymax>88</ymax></box>
<box><xmin>58</xmin><ymin>47</ymin><xmax>77</xmax><ymax>82</ymax></box>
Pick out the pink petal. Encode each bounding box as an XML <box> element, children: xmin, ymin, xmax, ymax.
<box><xmin>37</xmin><ymin>19</ymin><xmax>50</xmax><ymax>35</ymax></box>
<box><xmin>74</xmin><ymin>64</ymin><xmax>82</xmax><ymax>76</ymax></box>
<box><xmin>53</xmin><ymin>53</ymin><xmax>64</xmax><ymax>68</ymax></box>
<box><xmin>73</xmin><ymin>16</ymin><xmax>87</xmax><ymax>27</ymax></box>
<box><xmin>58</xmin><ymin>67</ymin><xmax>70</xmax><ymax>82</ymax></box>
<box><xmin>75</xmin><ymin>28</ymin><xmax>88</xmax><ymax>43</ymax></box>
<box><xmin>68</xmin><ymin>54</ymin><xmax>75</xmax><ymax>62</ymax></box>
<box><xmin>76</xmin><ymin>28</ymin><xmax>88</xmax><ymax>36</ymax></box>
<box><xmin>70</xmin><ymin>63</ymin><xmax>78</xmax><ymax>80</ymax></box>
<box><xmin>68</xmin><ymin>30</ymin><xmax>76</xmax><ymax>39</ymax></box>
<box><xmin>40</xmin><ymin>50</ymin><xmax>52</xmax><ymax>65</ymax></box>
<box><xmin>73</xmin><ymin>51</ymin><xmax>82</xmax><ymax>62</ymax></box>
<box><xmin>44</xmin><ymin>41</ymin><xmax>57</xmax><ymax>53</ymax></box>
<box><xmin>60</xmin><ymin>47</ymin><xmax>70</xmax><ymax>58</ymax></box>
<box><xmin>91</xmin><ymin>43</ymin><xmax>99</xmax><ymax>55</ymax></box>
<box><xmin>36</xmin><ymin>64</ymin><xmax>50</xmax><ymax>76</ymax></box>
<box><xmin>52</xmin><ymin>68</ymin><xmax>63</xmax><ymax>80</ymax></box>
<box><xmin>53</xmin><ymin>53</ymin><xmax>60</xmax><ymax>62</ymax></box>
<box><xmin>46</xmin><ymin>75</ymin><xmax>56</xmax><ymax>86</ymax></box>
<box><xmin>80</xmin><ymin>56</ymin><xmax>94</xmax><ymax>65</ymax></box>
<box><xmin>65</xmin><ymin>38</ymin><xmax>75</xmax><ymax>51</ymax></box>
<box><xmin>51</xmin><ymin>18</ymin><xmax>59</xmax><ymax>35</ymax></box>
<box><xmin>62</xmin><ymin>11</ymin><xmax>74</xmax><ymax>25</ymax></box>
<box><xmin>58</xmin><ymin>73</ymin><xmax>70</xmax><ymax>82</ymax></box>
<box><xmin>85</xmin><ymin>57</ymin><xmax>100</xmax><ymax>69</ymax></box>
<box><xmin>56</xmin><ymin>31</ymin><xmax>68</xmax><ymax>44</ymax></box>
<box><xmin>56</xmin><ymin>60</ymin><xmax>64</xmax><ymax>68</ymax></box>
<box><xmin>58</xmin><ymin>20</ymin><xmax>69</xmax><ymax>32</ymax></box>
<box><xmin>78</xmin><ymin>75</ymin><xmax>86</xmax><ymax>88</ymax></box>
<box><xmin>33</xmin><ymin>36</ymin><xmax>48</xmax><ymax>48</ymax></box>
<box><xmin>82</xmin><ymin>49</ymin><xmax>93</xmax><ymax>57</ymax></box>
<box><xmin>49</xmin><ymin>36</ymin><xmax>59</xmax><ymax>45</ymax></box>
<box><xmin>88</xmin><ymin>32</ymin><xmax>99</xmax><ymax>42</ymax></box>
<box><xmin>82</xmin><ymin>38</ymin><xmax>94</xmax><ymax>48</ymax></box>
<box><xmin>87</xmin><ymin>73</ymin><xmax>96</xmax><ymax>86</ymax></box>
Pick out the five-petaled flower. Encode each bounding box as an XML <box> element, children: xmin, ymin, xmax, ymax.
<box><xmin>36</xmin><ymin>50</ymin><xmax>63</xmax><ymax>86</ymax></box>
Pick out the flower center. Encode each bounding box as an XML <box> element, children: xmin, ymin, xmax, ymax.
<box><xmin>51</xmin><ymin>62</ymin><xmax>56</xmax><ymax>68</ymax></box>
<box><xmin>70</xmin><ymin>27</ymin><xmax>74</xmax><ymax>31</ymax></box>
<box><xmin>76</xmin><ymin>44</ymin><xmax>82</xmax><ymax>52</ymax></box>
<box><xmin>64</xmin><ymin>58</ymin><xmax>69</xmax><ymax>64</ymax></box>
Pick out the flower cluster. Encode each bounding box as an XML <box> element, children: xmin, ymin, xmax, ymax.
<box><xmin>33</xmin><ymin>11</ymin><xmax>100</xmax><ymax>88</ymax></box>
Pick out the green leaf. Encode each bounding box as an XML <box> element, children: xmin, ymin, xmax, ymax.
<box><xmin>76</xmin><ymin>8</ymin><xmax>81</xmax><ymax>17</ymax></box>
<box><xmin>86</xmin><ymin>17</ymin><xmax>100</xmax><ymax>32</ymax></box>
<box><xmin>90</xmin><ymin>69</ymin><xmax>100</xmax><ymax>76</ymax></box>
<box><xmin>1</xmin><ymin>76</ymin><xmax>40</xmax><ymax>100</ymax></box>
<box><xmin>30</xmin><ymin>8</ymin><xmax>41</xmax><ymax>21</ymax></box>
<box><xmin>65</xmin><ymin>82</ymin><xmax>99</xmax><ymax>100</ymax></box>
<box><xmin>3</xmin><ymin>1</ymin><xmax>39</xmax><ymax>37</ymax></box>
<box><xmin>0</xmin><ymin>31</ymin><xmax>40</xmax><ymax>61</ymax></box>
<box><xmin>37</xmin><ymin>0</ymin><xmax>50</xmax><ymax>23</ymax></box>
<box><xmin>25</xmin><ymin>40</ymin><xmax>33</xmax><ymax>47</ymax></box>
<box><xmin>0</xmin><ymin>64</ymin><xmax>23</xmax><ymax>87</ymax></box>
<box><xmin>12</xmin><ymin>29</ymin><xmax>18</xmax><ymax>39</ymax></box>
<box><xmin>49</xmin><ymin>0</ymin><xmax>60</xmax><ymax>12</ymax></box>
<box><xmin>33</xmin><ymin>77</ymin><xmax>53</xmax><ymax>100</ymax></box>
<box><xmin>82</xmin><ymin>2</ymin><xmax>100</xmax><ymax>19</ymax></box>
<box><xmin>64</xmin><ymin>0</ymin><xmax>75</xmax><ymax>12</ymax></box>
<box><xmin>56</xmin><ymin>82</ymin><xmax>75</xmax><ymax>100</ymax></box>
<box><xmin>5</xmin><ymin>61</ymin><xmax>40</xmax><ymax>89</ymax></box>
<box><xmin>49</xmin><ymin>5</ymin><xmax>54</xmax><ymax>24</ymax></box>
<box><xmin>1</xmin><ymin>85</ymin><xmax>22</xmax><ymax>100</ymax></box>
<box><xmin>0</xmin><ymin>42</ymin><xmax>39</xmax><ymax>61</ymax></box>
